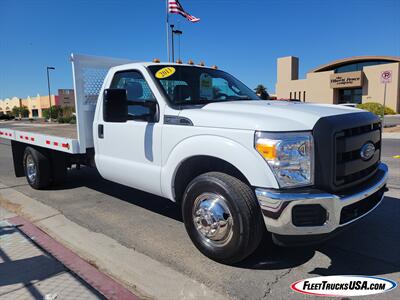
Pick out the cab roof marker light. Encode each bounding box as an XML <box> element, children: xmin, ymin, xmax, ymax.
<box><xmin>199</xmin><ymin>61</ymin><xmax>205</xmax><ymax>66</ymax></box>
<box><xmin>188</xmin><ymin>60</ymin><xmax>194</xmax><ymax>65</ymax></box>
<box><xmin>211</xmin><ymin>65</ymin><xmax>218</xmax><ymax>70</ymax></box>
<box><xmin>176</xmin><ymin>59</ymin><xmax>183</xmax><ymax>64</ymax></box>
<box><xmin>152</xmin><ymin>58</ymin><xmax>160</xmax><ymax>63</ymax></box>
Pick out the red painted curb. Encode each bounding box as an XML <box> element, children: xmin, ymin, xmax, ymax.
<box><xmin>7</xmin><ymin>216</ymin><xmax>141</xmax><ymax>300</ymax></box>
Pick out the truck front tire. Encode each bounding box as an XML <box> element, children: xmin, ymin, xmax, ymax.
<box><xmin>23</xmin><ymin>147</ymin><xmax>51</xmax><ymax>189</ymax></box>
<box><xmin>182</xmin><ymin>172</ymin><xmax>265</xmax><ymax>264</ymax></box>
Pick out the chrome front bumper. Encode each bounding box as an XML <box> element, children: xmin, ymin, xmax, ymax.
<box><xmin>255</xmin><ymin>163</ymin><xmax>388</xmax><ymax>236</ymax></box>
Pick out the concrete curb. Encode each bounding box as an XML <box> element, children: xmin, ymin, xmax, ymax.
<box><xmin>8</xmin><ymin>215</ymin><xmax>140</xmax><ymax>300</ymax></box>
<box><xmin>0</xmin><ymin>182</ymin><xmax>228</xmax><ymax>300</ymax></box>
<box><xmin>382</xmin><ymin>132</ymin><xmax>400</xmax><ymax>139</ymax></box>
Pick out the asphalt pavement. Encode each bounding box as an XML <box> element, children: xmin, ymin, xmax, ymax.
<box><xmin>0</xmin><ymin>138</ymin><xmax>398</xmax><ymax>299</ymax></box>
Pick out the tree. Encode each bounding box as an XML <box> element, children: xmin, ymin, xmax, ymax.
<box><xmin>42</xmin><ymin>105</ymin><xmax>62</xmax><ymax>120</ymax></box>
<box><xmin>254</xmin><ymin>84</ymin><xmax>270</xmax><ymax>100</ymax></box>
<box><xmin>11</xmin><ymin>105</ymin><xmax>29</xmax><ymax>118</ymax></box>
<box><xmin>20</xmin><ymin>106</ymin><xmax>29</xmax><ymax>118</ymax></box>
<box><xmin>11</xmin><ymin>106</ymin><xmax>20</xmax><ymax>117</ymax></box>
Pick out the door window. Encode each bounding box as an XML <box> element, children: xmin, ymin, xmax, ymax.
<box><xmin>110</xmin><ymin>71</ymin><xmax>156</xmax><ymax>118</ymax></box>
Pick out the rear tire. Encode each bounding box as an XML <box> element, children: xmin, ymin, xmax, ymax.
<box><xmin>23</xmin><ymin>147</ymin><xmax>51</xmax><ymax>189</ymax></box>
<box><xmin>182</xmin><ymin>172</ymin><xmax>265</xmax><ymax>264</ymax></box>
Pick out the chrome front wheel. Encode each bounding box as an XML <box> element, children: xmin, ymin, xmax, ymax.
<box><xmin>182</xmin><ymin>172</ymin><xmax>265</xmax><ymax>264</ymax></box>
<box><xmin>192</xmin><ymin>192</ymin><xmax>234</xmax><ymax>247</ymax></box>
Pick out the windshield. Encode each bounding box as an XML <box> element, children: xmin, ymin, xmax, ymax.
<box><xmin>148</xmin><ymin>65</ymin><xmax>259</xmax><ymax>105</ymax></box>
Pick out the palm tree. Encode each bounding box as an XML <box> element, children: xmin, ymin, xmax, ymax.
<box><xmin>254</xmin><ymin>84</ymin><xmax>269</xmax><ymax>100</ymax></box>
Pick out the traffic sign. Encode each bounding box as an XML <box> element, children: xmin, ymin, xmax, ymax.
<box><xmin>380</xmin><ymin>70</ymin><xmax>392</xmax><ymax>84</ymax></box>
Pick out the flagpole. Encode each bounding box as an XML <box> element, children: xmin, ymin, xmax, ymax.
<box><xmin>166</xmin><ymin>0</ymin><xmax>170</xmax><ymax>62</ymax></box>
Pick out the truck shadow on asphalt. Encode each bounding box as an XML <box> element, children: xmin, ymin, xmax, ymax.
<box><xmin>53</xmin><ymin>167</ymin><xmax>400</xmax><ymax>276</ymax></box>
<box><xmin>51</xmin><ymin>167</ymin><xmax>183</xmax><ymax>222</ymax></box>
<box><xmin>237</xmin><ymin>195</ymin><xmax>400</xmax><ymax>276</ymax></box>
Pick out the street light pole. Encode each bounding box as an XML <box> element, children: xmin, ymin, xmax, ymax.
<box><xmin>170</xmin><ymin>25</ymin><xmax>183</xmax><ymax>63</ymax></box>
<box><xmin>170</xmin><ymin>24</ymin><xmax>175</xmax><ymax>62</ymax></box>
<box><xmin>46</xmin><ymin>67</ymin><xmax>55</xmax><ymax>122</ymax></box>
<box><xmin>173</xmin><ymin>29</ymin><xmax>183</xmax><ymax>61</ymax></box>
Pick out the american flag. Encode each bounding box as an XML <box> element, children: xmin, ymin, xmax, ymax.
<box><xmin>168</xmin><ymin>0</ymin><xmax>200</xmax><ymax>23</ymax></box>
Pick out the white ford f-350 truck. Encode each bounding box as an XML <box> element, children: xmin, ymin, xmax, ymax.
<box><xmin>0</xmin><ymin>54</ymin><xmax>388</xmax><ymax>264</ymax></box>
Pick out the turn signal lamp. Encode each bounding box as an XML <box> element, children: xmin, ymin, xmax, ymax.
<box><xmin>153</xmin><ymin>58</ymin><xmax>160</xmax><ymax>63</ymax></box>
<box><xmin>255</xmin><ymin>142</ymin><xmax>277</xmax><ymax>160</ymax></box>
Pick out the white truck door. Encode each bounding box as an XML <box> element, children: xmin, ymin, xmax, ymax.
<box><xmin>95</xmin><ymin>69</ymin><xmax>162</xmax><ymax>196</ymax></box>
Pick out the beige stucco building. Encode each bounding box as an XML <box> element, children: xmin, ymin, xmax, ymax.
<box><xmin>276</xmin><ymin>56</ymin><xmax>400</xmax><ymax>113</ymax></box>
<box><xmin>0</xmin><ymin>95</ymin><xmax>57</xmax><ymax>118</ymax></box>
<box><xmin>0</xmin><ymin>89</ymin><xmax>75</xmax><ymax>118</ymax></box>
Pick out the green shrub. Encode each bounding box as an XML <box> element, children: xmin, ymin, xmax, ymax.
<box><xmin>62</xmin><ymin>106</ymin><xmax>75</xmax><ymax>118</ymax></box>
<box><xmin>42</xmin><ymin>109</ymin><xmax>49</xmax><ymax>120</ymax></box>
<box><xmin>43</xmin><ymin>106</ymin><xmax>75</xmax><ymax>123</ymax></box>
<box><xmin>57</xmin><ymin>114</ymin><xmax>76</xmax><ymax>124</ymax></box>
<box><xmin>356</xmin><ymin>102</ymin><xmax>396</xmax><ymax>116</ymax></box>
<box><xmin>43</xmin><ymin>105</ymin><xmax>63</xmax><ymax>120</ymax></box>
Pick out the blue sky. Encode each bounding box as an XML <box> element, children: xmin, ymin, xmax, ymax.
<box><xmin>0</xmin><ymin>0</ymin><xmax>399</xmax><ymax>99</ymax></box>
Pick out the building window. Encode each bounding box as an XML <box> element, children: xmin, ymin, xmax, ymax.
<box><xmin>294</xmin><ymin>92</ymin><xmax>296</xmax><ymax>99</ymax></box>
<box><xmin>335</xmin><ymin>60</ymin><xmax>392</xmax><ymax>73</ymax></box>
<box><xmin>289</xmin><ymin>92</ymin><xmax>292</xmax><ymax>99</ymax></box>
<box><xmin>303</xmin><ymin>91</ymin><xmax>306</xmax><ymax>102</ymax></box>
<box><xmin>32</xmin><ymin>109</ymin><xmax>39</xmax><ymax>118</ymax></box>
<box><xmin>338</xmin><ymin>88</ymin><xmax>362</xmax><ymax>104</ymax></box>
<box><xmin>298</xmin><ymin>91</ymin><xmax>301</xmax><ymax>101</ymax></box>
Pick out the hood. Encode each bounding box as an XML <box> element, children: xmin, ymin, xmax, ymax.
<box><xmin>178</xmin><ymin>100</ymin><xmax>365</xmax><ymax>131</ymax></box>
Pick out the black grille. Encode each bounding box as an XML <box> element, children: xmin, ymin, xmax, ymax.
<box><xmin>340</xmin><ymin>186</ymin><xmax>385</xmax><ymax>224</ymax></box>
<box><xmin>341</xmin><ymin>122</ymin><xmax>381</xmax><ymax>138</ymax></box>
<box><xmin>334</xmin><ymin>122</ymin><xmax>381</xmax><ymax>187</ymax></box>
<box><xmin>313</xmin><ymin>112</ymin><xmax>381</xmax><ymax>193</ymax></box>
<box><xmin>292</xmin><ymin>204</ymin><xmax>327</xmax><ymax>227</ymax></box>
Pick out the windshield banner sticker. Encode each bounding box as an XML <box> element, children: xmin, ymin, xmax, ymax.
<box><xmin>291</xmin><ymin>275</ymin><xmax>397</xmax><ymax>297</ymax></box>
<box><xmin>199</xmin><ymin>73</ymin><xmax>213</xmax><ymax>99</ymax></box>
<box><xmin>156</xmin><ymin>67</ymin><xmax>176</xmax><ymax>79</ymax></box>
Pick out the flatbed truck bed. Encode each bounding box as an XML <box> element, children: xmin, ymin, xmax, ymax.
<box><xmin>0</xmin><ymin>121</ymin><xmax>77</xmax><ymax>138</ymax></box>
<box><xmin>0</xmin><ymin>121</ymin><xmax>79</xmax><ymax>154</ymax></box>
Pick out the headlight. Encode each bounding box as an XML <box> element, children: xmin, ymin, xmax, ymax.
<box><xmin>255</xmin><ymin>131</ymin><xmax>314</xmax><ymax>188</ymax></box>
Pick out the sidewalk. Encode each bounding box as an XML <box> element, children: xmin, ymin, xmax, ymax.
<box><xmin>382</xmin><ymin>132</ymin><xmax>400</xmax><ymax>139</ymax></box>
<box><xmin>0</xmin><ymin>207</ymin><xmax>104</xmax><ymax>300</ymax></box>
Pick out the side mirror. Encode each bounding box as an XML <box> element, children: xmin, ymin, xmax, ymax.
<box><xmin>103</xmin><ymin>89</ymin><xmax>128</xmax><ymax>122</ymax></box>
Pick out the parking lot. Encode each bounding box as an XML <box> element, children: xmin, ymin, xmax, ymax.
<box><xmin>0</xmin><ymin>138</ymin><xmax>399</xmax><ymax>299</ymax></box>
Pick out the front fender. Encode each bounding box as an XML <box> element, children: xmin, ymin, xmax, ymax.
<box><xmin>161</xmin><ymin>134</ymin><xmax>278</xmax><ymax>200</ymax></box>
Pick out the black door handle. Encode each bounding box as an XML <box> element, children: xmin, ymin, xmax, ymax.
<box><xmin>98</xmin><ymin>124</ymin><xmax>104</xmax><ymax>138</ymax></box>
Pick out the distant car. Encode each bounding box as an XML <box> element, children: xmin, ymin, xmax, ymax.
<box><xmin>339</xmin><ymin>103</ymin><xmax>358</xmax><ymax>108</ymax></box>
<box><xmin>0</xmin><ymin>114</ymin><xmax>14</xmax><ymax>120</ymax></box>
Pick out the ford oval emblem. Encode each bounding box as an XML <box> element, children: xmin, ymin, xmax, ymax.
<box><xmin>360</xmin><ymin>142</ymin><xmax>375</xmax><ymax>161</ymax></box>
